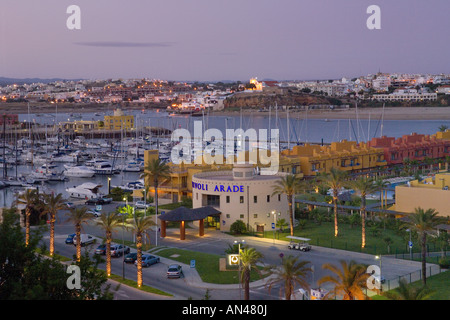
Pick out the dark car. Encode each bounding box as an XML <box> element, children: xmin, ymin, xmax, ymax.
<box><xmin>124</xmin><ymin>252</ymin><xmax>138</xmax><ymax>264</ymax></box>
<box><xmin>85</xmin><ymin>197</ymin><xmax>112</xmax><ymax>205</ymax></box>
<box><xmin>94</xmin><ymin>244</ymin><xmax>107</xmax><ymax>255</ymax></box>
<box><xmin>167</xmin><ymin>264</ymin><xmax>183</xmax><ymax>278</ymax></box>
<box><xmin>65</xmin><ymin>233</ymin><xmax>76</xmax><ymax>244</ymax></box>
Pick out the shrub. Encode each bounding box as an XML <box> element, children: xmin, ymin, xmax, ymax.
<box><xmin>438</xmin><ymin>257</ymin><xmax>450</xmax><ymax>269</ymax></box>
<box><xmin>230</xmin><ymin>220</ymin><xmax>247</xmax><ymax>235</ymax></box>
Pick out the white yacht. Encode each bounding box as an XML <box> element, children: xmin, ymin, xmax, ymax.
<box><xmin>66</xmin><ymin>182</ymin><xmax>104</xmax><ymax>199</ymax></box>
<box><xmin>64</xmin><ymin>165</ymin><xmax>95</xmax><ymax>178</ymax></box>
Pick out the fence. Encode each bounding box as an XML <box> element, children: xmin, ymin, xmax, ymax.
<box><xmin>369</xmin><ymin>264</ymin><xmax>446</xmax><ymax>296</ymax></box>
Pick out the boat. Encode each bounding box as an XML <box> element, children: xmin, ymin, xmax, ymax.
<box><xmin>93</xmin><ymin>161</ymin><xmax>119</xmax><ymax>175</ymax></box>
<box><xmin>66</xmin><ymin>182</ymin><xmax>104</xmax><ymax>199</ymax></box>
<box><xmin>113</xmin><ymin>180</ymin><xmax>145</xmax><ymax>192</ymax></box>
<box><xmin>64</xmin><ymin>165</ymin><xmax>95</xmax><ymax>178</ymax></box>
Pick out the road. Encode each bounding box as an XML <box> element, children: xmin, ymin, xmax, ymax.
<box><xmin>47</xmin><ymin>202</ymin><xmax>433</xmax><ymax>300</ymax></box>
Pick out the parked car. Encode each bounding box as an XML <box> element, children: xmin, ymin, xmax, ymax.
<box><xmin>85</xmin><ymin>197</ymin><xmax>112</xmax><ymax>205</ymax></box>
<box><xmin>110</xmin><ymin>244</ymin><xmax>130</xmax><ymax>257</ymax></box>
<box><xmin>124</xmin><ymin>252</ymin><xmax>138</xmax><ymax>264</ymax></box>
<box><xmin>94</xmin><ymin>244</ymin><xmax>107</xmax><ymax>255</ymax></box>
<box><xmin>134</xmin><ymin>201</ymin><xmax>151</xmax><ymax>209</ymax></box>
<box><xmin>87</xmin><ymin>209</ymin><xmax>102</xmax><ymax>217</ymax></box>
<box><xmin>135</xmin><ymin>254</ymin><xmax>160</xmax><ymax>267</ymax></box>
<box><xmin>64</xmin><ymin>202</ymin><xmax>75</xmax><ymax>209</ymax></box>
<box><xmin>65</xmin><ymin>233</ymin><xmax>76</xmax><ymax>244</ymax></box>
<box><xmin>167</xmin><ymin>264</ymin><xmax>183</xmax><ymax>278</ymax></box>
<box><xmin>73</xmin><ymin>234</ymin><xmax>95</xmax><ymax>247</ymax></box>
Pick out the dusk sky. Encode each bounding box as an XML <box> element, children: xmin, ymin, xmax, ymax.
<box><xmin>1</xmin><ymin>0</ymin><xmax>449</xmax><ymax>81</ymax></box>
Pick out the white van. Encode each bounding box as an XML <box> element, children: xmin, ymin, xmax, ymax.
<box><xmin>72</xmin><ymin>234</ymin><xmax>95</xmax><ymax>247</ymax></box>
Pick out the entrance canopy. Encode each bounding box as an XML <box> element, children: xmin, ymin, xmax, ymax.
<box><xmin>158</xmin><ymin>206</ymin><xmax>221</xmax><ymax>222</ymax></box>
<box><xmin>158</xmin><ymin>206</ymin><xmax>221</xmax><ymax>240</ymax></box>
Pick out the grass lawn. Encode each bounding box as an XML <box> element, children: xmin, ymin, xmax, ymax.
<box><xmin>156</xmin><ymin>247</ymin><xmax>267</xmax><ymax>285</ymax></box>
<box><xmin>265</xmin><ymin>221</ymin><xmax>414</xmax><ymax>256</ymax></box>
<box><xmin>372</xmin><ymin>270</ymin><xmax>450</xmax><ymax>300</ymax></box>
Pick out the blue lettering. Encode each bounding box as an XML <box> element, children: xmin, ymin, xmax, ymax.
<box><xmin>240</xmin><ymin>186</ymin><xmax>244</xmax><ymax>192</ymax></box>
<box><xmin>227</xmin><ymin>186</ymin><xmax>232</xmax><ymax>192</ymax></box>
<box><xmin>214</xmin><ymin>185</ymin><xmax>219</xmax><ymax>192</ymax></box>
<box><xmin>220</xmin><ymin>185</ymin><xmax>225</xmax><ymax>192</ymax></box>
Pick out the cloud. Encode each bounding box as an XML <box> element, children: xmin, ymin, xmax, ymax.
<box><xmin>73</xmin><ymin>41</ymin><xmax>175</xmax><ymax>48</ymax></box>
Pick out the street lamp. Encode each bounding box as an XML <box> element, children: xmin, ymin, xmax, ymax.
<box><xmin>375</xmin><ymin>255</ymin><xmax>382</xmax><ymax>291</ymax></box>
<box><xmin>122</xmin><ymin>196</ymin><xmax>127</xmax><ymax>280</ymax></box>
<box><xmin>107</xmin><ymin>177</ymin><xmax>111</xmax><ymax>195</ymax></box>
<box><xmin>234</xmin><ymin>240</ymin><xmax>245</xmax><ymax>299</ymax></box>
<box><xmin>406</xmin><ymin>228</ymin><xmax>413</xmax><ymax>260</ymax></box>
<box><xmin>271</xmin><ymin>210</ymin><xmax>280</xmax><ymax>244</ymax></box>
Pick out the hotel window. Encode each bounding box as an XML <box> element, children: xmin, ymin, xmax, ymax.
<box><xmin>226</xmin><ymin>214</ymin><xmax>230</xmax><ymax>218</ymax></box>
<box><xmin>254</xmin><ymin>196</ymin><xmax>257</xmax><ymax>203</ymax></box>
<box><xmin>240</xmin><ymin>196</ymin><xmax>244</xmax><ymax>203</ymax></box>
<box><xmin>267</xmin><ymin>195</ymin><xmax>270</xmax><ymax>202</ymax></box>
<box><xmin>278</xmin><ymin>194</ymin><xmax>281</xmax><ymax>201</ymax></box>
<box><xmin>196</xmin><ymin>193</ymin><xmax>198</xmax><ymax>200</ymax></box>
<box><xmin>253</xmin><ymin>214</ymin><xmax>258</xmax><ymax>218</ymax></box>
<box><xmin>240</xmin><ymin>214</ymin><xmax>244</xmax><ymax>219</ymax></box>
<box><xmin>226</xmin><ymin>196</ymin><xmax>230</xmax><ymax>203</ymax></box>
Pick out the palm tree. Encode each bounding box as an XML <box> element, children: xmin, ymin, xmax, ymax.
<box><xmin>95</xmin><ymin>212</ymin><xmax>122</xmax><ymax>277</ymax></box>
<box><xmin>125</xmin><ymin>215</ymin><xmax>154</xmax><ymax>287</ymax></box>
<box><xmin>403</xmin><ymin>207</ymin><xmax>444</xmax><ymax>285</ymax></box>
<box><xmin>65</xmin><ymin>206</ymin><xmax>94</xmax><ymax>262</ymax></box>
<box><xmin>239</xmin><ymin>247</ymin><xmax>263</xmax><ymax>300</ymax></box>
<box><xmin>382</xmin><ymin>278</ymin><xmax>434</xmax><ymax>300</ymax></box>
<box><xmin>347</xmin><ymin>177</ymin><xmax>378</xmax><ymax>249</ymax></box>
<box><xmin>319</xmin><ymin>168</ymin><xmax>348</xmax><ymax>237</ymax></box>
<box><xmin>265</xmin><ymin>255</ymin><xmax>311</xmax><ymax>300</ymax></box>
<box><xmin>140</xmin><ymin>158</ymin><xmax>171</xmax><ymax>236</ymax></box>
<box><xmin>42</xmin><ymin>193</ymin><xmax>66</xmax><ymax>256</ymax></box>
<box><xmin>15</xmin><ymin>189</ymin><xmax>39</xmax><ymax>246</ymax></box>
<box><xmin>272</xmin><ymin>174</ymin><xmax>302</xmax><ymax>236</ymax></box>
<box><xmin>318</xmin><ymin>260</ymin><xmax>370</xmax><ymax>300</ymax></box>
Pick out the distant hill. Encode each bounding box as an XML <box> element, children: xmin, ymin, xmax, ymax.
<box><xmin>0</xmin><ymin>77</ymin><xmax>83</xmax><ymax>86</ymax></box>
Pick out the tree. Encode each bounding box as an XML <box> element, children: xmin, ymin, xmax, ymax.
<box><xmin>140</xmin><ymin>158</ymin><xmax>171</xmax><ymax>229</ymax></box>
<box><xmin>264</xmin><ymin>255</ymin><xmax>311</xmax><ymax>300</ymax></box>
<box><xmin>0</xmin><ymin>208</ymin><xmax>114</xmax><ymax>300</ymax></box>
<box><xmin>347</xmin><ymin>177</ymin><xmax>378</xmax><ymax>248</ymax></box>
<box><xmin>403</xmin><ymin>207</ymin><xmax>444</xmax><ymax>285</ymax></box>
<box><xmin>95</xmin><ymin>212</ymin><xmax>122</xmax><ymax>277</ymax></box>
<box><xmin>438</xmin><ymin>124</ymin><xmax>448</xmax><ymax>132</ymax></box>
<box><xmin>382</xmin><ymin>278</ymin><xmax>434</xmax><ymax>300</ymax></box>
<box><xmin>14</xmin><ymin>189</ymin><xmax>39</xmax><ymax>246</ymax></box>
<box><xmin>239</xmin><ymin>247</ymin><xmax>263</xmax><ymax>300</ymax></box>
<box><xmin>272</xmin><ymin>174</ymin><xmax>303</xmax><ymax>236</ymax></box>
<box><xmin>319</xmin><ymin>168</ymin><xmax>348</xmax><ymax>237</ymax></box>
<box><xmin>318</xmin><ymin>260</ymin><xmax>370</xmax><ymax>300</ymax></box>
<box><xmin>65</xmin><ymin>206</ymin><xmax>94</xmax><ymax>262</ymax></box>
<box><xmin>125</xmin><ymin>215</ymin><xmax>154</xmax><ymax>288</ymax></box>
<box><xmin>42</xmin><ymin>193</ymin><xmax>66</xmax><ymax>257</ymax></box>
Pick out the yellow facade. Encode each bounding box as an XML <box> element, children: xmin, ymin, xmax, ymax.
<box><xmin>281</xmin><ymin>140</ymin><xmax>386</xmax><ymax>176</ymax></box>
<box><xmin>392</xmin><ymin>173</ymin><xmax>450</xmax><ymax>217</ymax></box>
<box><xmin>434</xmin><ymin>129</ymin><xmax>450</xmax><ymax>141</ymax></box>
<box><xmin>104</xmin><ymin>114</ymin><xmax>134</xmax><ymax>130</ymax></box>
<box><xmin>138</xmin><ymin>149</ymin><xmax>302</xmax><ymax>203</ymax></box>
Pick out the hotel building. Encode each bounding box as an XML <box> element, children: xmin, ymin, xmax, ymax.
<box><xmin>191</xmin><ymin>163</ymin><xmax>290</xmax><ymax>232</ymax></box>
<box><xmin>391</xmin><ymin>172</ymin><xmax>450</xmax><ymax>217</ymax></box>
<box><xmin>281</xmin><ymin>140</ymin><xmax>386</xmax><ymax>177</ymax></box>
